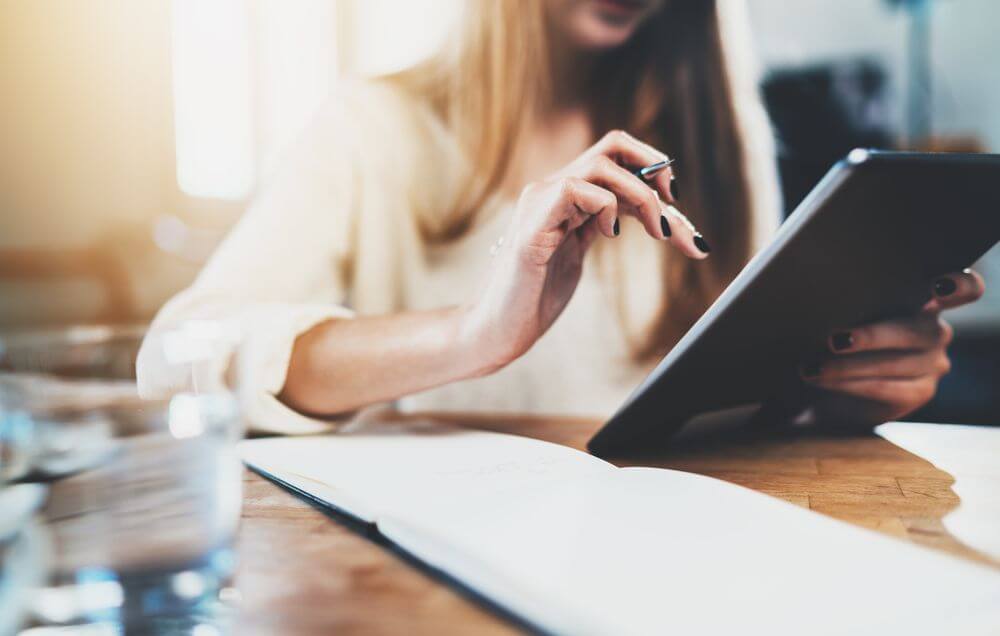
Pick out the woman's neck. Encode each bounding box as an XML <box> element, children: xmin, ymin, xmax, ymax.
<box><xmin>544</xmin><ymin>29</ymin><xmax>598</xmax><ymax>113</ymax></box>
<box><xmin>502</xmin><ymin>26</ymin><xmax>600</xmax><ymax>195</ymax></box>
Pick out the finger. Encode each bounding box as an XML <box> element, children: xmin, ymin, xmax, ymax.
<box><xmin>589</xmin><ymin>129</ymin><xmax>669</xmax><ymax>172</ymax></box>
<box><xmin>648</xmin><ymin>165</ymin><xmax>678</xmax><ymax>204</ymax></box>
<box><xmin>808</xmin><ymin>375</ymin><xmax>937</xmax><ymax>410</ymax></box>
<box><xmin>524</xmin><ymin>177</ymin><xmax>616</xmax><ymax>239</ymax></box>
<box><xmin>583</xmin><ymin>155</ymin><xmax>668</xmax><ymax>240</ymax></box>
<box><xmin>588</xmin><ymin>130</ymin><xmax>676</xmax><ymax>203</ymax></box>
<box><xmin>584</xmin><ymin>156</ymin><xmax>703</xmax><ymax>256</ymax></box>
<box><xmin>924</xmin><ymin>269</ymin><xmax>985</xmax><ymax>311</ymax></box>
<box><xmin>628</xmin><ymin>146</ymin><xmax>676</xmax><ymax>203</ymax></box>
<box><xmin>577</xmin><ymin>218</ymin><xmax>601</xmax><ymax>252</ymax></box>
<box><xmin>827</xmin><ymin>311</ymin><xmax>950</xmax><ymax>354</ymax></box>
<box><xmin>802</xmin><ymin>348</ymin><xmax>950</xmax><ymax>382</ymax></box>
<box><xmin>660</xmin><ymin>201</ymin><xmax>709</xmax><ymax>260</ymax></box>
<box><xmin>557</xmin><ymin>177</ymin><xmax>619</xmax><ymax>238</ymax></box>
<box><xmin>562</xmin><ymin>177</ymin><xmax>618</xmax><ymax>238</ymax></box>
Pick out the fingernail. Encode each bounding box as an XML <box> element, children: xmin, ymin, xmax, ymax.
<box><xmin>659</xmin><ymin>214</ymin><xmax>671</xmax><ymax>238</ymax></box>
<box><xmin>934</xmin><ymin>277</ymin><xmax>957</xmax><ymax>297</ymax></box>
<box><xmin>613</xmin><ymin>218</ymin><xmax>620</xmax><ymax>237</ymax></box>
<box><xmin>801</xmin><ymin>362</ymin><xmax>822</xmax><ymax>378</ymax></box>
<box><xmin>693</xmin><ymin>233</ymin><xmax>711</xmax><ymax>254</ymax></box>
<box><xmin>831</xmin><ymin>332</ymin><xmax>854</xmax><ymax>351</ymax></box>
<box><xmin>670</xmin><ymin>179</ymin><xmax>679</xmax><ymax>200</ymax></box>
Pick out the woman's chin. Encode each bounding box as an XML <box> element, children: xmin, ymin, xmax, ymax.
<box><xmin>548</xmin><ymin>0</ymin><xmax>656</xmax><ymax>51</ymax></box>
<box><xmin>568</xmin><ymin>15</ymin><xmax>642</xmax><ymax>50</ymax></box>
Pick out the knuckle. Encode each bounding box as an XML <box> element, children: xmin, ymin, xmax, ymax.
<box><xmin>591</xmin><ymin>154</ymin><xmax>616</xmax><ymax>173</ymax></box>
<box><xmin>605</xmin><ymin>129</ymin><xmax>629</xmax><ymax>145</ymax></box>
<box><xmin>601</xmin><ymin>190</ymin><xmax>617</xmax><ymax>210</ymax></box>
<box><xmin>869</xmin><ymin>380</ymin><xmax>892</xmax><ymax>402</ymax></box>
<box><xmin>969</xmin><ymin>277</ymin><xmax>986</xmax><ymax>300</ymax></box>
<box><xmin>973</xmin><ymin>269</ymin><xmax>987</xmax><ymax>289</ymax></box>
<box><xmin>938</xmin><ymin>318</ymin><xmax>954</xmax><ymax>346</ymax></box>
<box><xmin>557</xmin><ymin>176</ymin><xmax>578</xmax><ymax>199</ymax></box>
<box><xmin>916</xmin><ymin>380</ymin><xmax>936</xmax><ymax>405</ymax></box>
<box><xmin>645</xmin><ymin>190</ymin><xmax>660</xmax><ymax>211</ymax></box>
<box><xmin>937</xmin><ymin>353</ymin><xmax>952</xmax><ymax>376</ymax></box>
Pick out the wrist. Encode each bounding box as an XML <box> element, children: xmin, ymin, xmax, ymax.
<box><xmin>451</xmin><ymin>303</ymin><xmax>515</xmax><ymax>379</ymax></box>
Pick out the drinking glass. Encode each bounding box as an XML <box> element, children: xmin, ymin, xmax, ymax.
<box><xmin>0</xmin><ymin>325</ymin><xmax>243</xmax><ymax>634</ymax></box>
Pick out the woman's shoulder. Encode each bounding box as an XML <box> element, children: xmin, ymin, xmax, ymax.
<box><xmin>256</xmin><ymin>78</ymin><xmax>446</xmax><ymax>209</ymax></box>
<box><xmin>311</xmin><ymin>77</ymin><xmax>464</xmax><ymax>212</ymax></box>
<box><xmin>313</xmin><ymin>77</ymin><xmax>446</xmax><ymax>152</ymax></box>
<box><xmin>332</xmin><ymin>77</ymin><xmax>418</xmax><ymax>118</ymax></box>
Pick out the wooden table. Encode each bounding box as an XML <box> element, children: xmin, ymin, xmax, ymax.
<box><xmin>232</xmin><ymin>413</ymin><xmax>998</xmax><ymax>635</ymax></box>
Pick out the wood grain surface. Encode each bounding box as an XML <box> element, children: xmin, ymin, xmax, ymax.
<box><xmin>233</xmin><ymin>413</ymin><xmax>998</xmax><ymax>635</ymax></box>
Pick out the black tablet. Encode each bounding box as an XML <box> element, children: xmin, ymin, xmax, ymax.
<box><xmin>588</xmin><ymin>150</ymin><xmax>1000</xmax><ymax>457</ymax></box>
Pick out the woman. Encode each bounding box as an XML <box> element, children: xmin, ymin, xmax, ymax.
<box><xmin>139</xmin><ymin>0</ymin><xmax>983</xmax><ymax>433</ymax></box>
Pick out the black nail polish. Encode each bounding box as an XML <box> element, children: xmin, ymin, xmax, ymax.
<box><xmin>670</xmin><ymin>179</ymin><xmax>679</xmax><ymax>200</ymax></box>
<box><xmin>934</xmin><ymin>277</ymin><xmax>957</xmax><ymax>297</ymax></box>
<box><xmin>659</xmin><ymin>215</ymin><xmax>671</xmax><ymax>237</ymax></box>
<box><xmin>693</xmin><ymin>233</ymin><xmax>711</xmax><ymax>253</ymax></box>
<box><xmin>613</xmin><ymin>218</ymin><xmax>620</xmax><ymax>236</ymax></box>
<box><xmin>831</xmin><ymin>332</ymin><xmax>854</xmax><ymax>351</ymax></box>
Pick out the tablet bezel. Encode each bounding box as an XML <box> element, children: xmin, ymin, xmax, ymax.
<box><xmin>588</xmin><ymin>150</ymin><xmax>1000</xmax><ymax>457</ymax></box>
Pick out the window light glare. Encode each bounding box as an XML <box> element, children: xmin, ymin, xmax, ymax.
<box><xmin>171</xmin><ymin>0</ymin><xmax>254</xmax><ymax>200</ymax></box>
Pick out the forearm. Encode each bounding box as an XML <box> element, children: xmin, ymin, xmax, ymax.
<box><xmin>278</xmin><ymin>305</ymin><xmax>499</xmax><ymax>417</ymax></box>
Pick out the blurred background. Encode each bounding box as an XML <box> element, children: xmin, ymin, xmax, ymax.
<box><xmin>0</xmin><ymin>0</ymin><xmax>997</xmax><ymax>422</ymax></box>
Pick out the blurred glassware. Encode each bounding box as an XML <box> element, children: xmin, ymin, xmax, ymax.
<box><xmin>0</xmin><ymin>325</ymin><xmax>243</xmax><ymax>634</ymax></box>
<box><xmin>0</xmin><ymin>484</ymin><xmax>49</xmax><ymax>636</ymax></box>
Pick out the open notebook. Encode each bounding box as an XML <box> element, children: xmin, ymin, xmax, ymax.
<box><xmin>877</xmin><ymin>421</ymin><xmax>1000</xmax><ymax>561</ymax></box>
<box><xmin>240</xmin><ymin>420</ymin><xmax>1000</xmax><ymax>635</ymax></box>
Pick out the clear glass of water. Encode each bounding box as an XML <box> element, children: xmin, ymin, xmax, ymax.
<box><xmin>0</xmin><ymin>325</ymin><xmax>243</xmax><ymax>634</ymax></box>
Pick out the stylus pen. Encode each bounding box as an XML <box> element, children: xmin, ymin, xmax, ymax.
<box><xmin>631</xmin><ymin>158</ymin><xmax>674</xmax><ymax>180</ymax></box>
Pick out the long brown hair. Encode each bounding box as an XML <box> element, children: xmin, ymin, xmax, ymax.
<box><xmin>390</xmin><ymin>0</ymin><xmax>770</xmax><ymax>361</ymax></box>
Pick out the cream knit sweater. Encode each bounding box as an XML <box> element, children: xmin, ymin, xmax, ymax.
<box><xmin>138</xmin><ymin>2</ymin><xmax>780</xmax><ymax>433</ymax></box>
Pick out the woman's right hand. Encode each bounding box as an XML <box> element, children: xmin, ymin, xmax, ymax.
<box><xmin>460</xmin><ymin>129</ymin><xmax>712</xmax><ymax>374</ymax></box>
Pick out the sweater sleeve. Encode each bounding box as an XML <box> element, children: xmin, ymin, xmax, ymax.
<box><xmin>138</xmin><ymin>90</ymin><xmax>363</xmax><ymax>434</ymax></box>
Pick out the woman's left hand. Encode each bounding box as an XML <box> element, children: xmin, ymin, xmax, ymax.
<box><xmin>802</xmin><ymin>269</ymin><xmax>985</xmax><ymax>423</ymax></box>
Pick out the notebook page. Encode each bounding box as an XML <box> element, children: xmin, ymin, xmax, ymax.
<box><xmin>381</xmin><ymin>467</ymin><xmax>1000</xmax><ymax>635</ymax></box>
<box><xmin>239</xmin><ymin>420</ymin><xmax>614</xmax><ymax>524</ymax></box>
<box><xmin>877</xmin><ymin>421</ymin><xmax>1000</xmax><ymax>560</ymax></box>
<box><xmin>242</xmin><ymin>423</ymin><xmax>1000</xmax><ymax>635</ymax></box>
